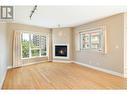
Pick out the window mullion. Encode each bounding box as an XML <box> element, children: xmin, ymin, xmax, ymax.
<box><xmin>29</xmin><ymin>34</ymin><xmax>31</xmax><ymax>58</ymax></box>
<box><xmin>40</xmin><ymin>48</ymin><xmax>41</xmax><ymax>57</ymax></box>
<box><xmin>21</xmin><ymin>33</ymin><xmax>23</xmax><ymax>58</ymax></box>
<box><xmin>80</xmin><ymin>29</ymin><xmax>103</xmax><ymax>51</ymax></box>
<box><xmin>89</xmin><ymin>33</ymin><xmax>91</xmax><ymax>49</ymax></box>
<box><xmin>80</xmin><ymin>33</ymin><xmax>82</xmax><ymax>50</ymax></box>
<box><xmin>39</xmin><ymin>35</ymin><xmax>41</xmax><ymax>57</ymax></box>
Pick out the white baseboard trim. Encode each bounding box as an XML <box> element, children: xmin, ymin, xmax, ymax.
<box><xmin>124</xmin><ymin>73</ymin><xmax>127</xmax><ymax>78</ymax></box>
<box><xmin>7</xmin><ymin>60</ymin><xmax>49</xmax><ymax>69</ymax></box>
<box><xmin>23</xmin><ymin>60</ymin><xmax>48</xmax><ymax>67</ymax></box>
<box><xmin>0</xmin><ymin>68</ymin><xmax>7</xmax><ymax>89</ymax></box>
<box><xmin>8</xmin><ymin>60</ymin><xmax>72</xmax><ymax>69</ymax></box>
<box><xmin>74</xmin><ymin>61</ymin><xmax>124</xmax><ymax>78</ymax></box>
<box><xmin>53</xmin><ymin>60</ymin><xmax>72</xmax><ymax>63</ymax></box>
<box><xmin>8</xmin><ymin>66</ymin><xmax>13</xmax><ymax>69</ymax></box>
<box><xmin>7</xmin><ymin>60</ymin><xmax>124</xmax><ymax>79</ymax></box>
<box><xmin>8</xmin><ymin>60</ymin><xmax>72</xmax><ymax>70</ymax></box>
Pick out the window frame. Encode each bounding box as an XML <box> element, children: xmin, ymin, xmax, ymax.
<box><xmin>80</xmin><ymin>27</ymin><xmax>106</xmax><ymax>53</ymax></box>
<box><xmin>21</xmin><ymin>31</ymin><xmax>48</xmax><ymax>59</ymax></box>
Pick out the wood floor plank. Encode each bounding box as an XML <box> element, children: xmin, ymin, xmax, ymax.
<box><xmin>2</xmin><ymin>62</ymin><xmax>127</xmax><ymax>89</ymax></box>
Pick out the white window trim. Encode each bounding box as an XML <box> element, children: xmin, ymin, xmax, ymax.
<box><xmin>79</xmin><ymin>26</ymin><xmax>107</xmax><ymax>54</ymax></box>
<box><xmin>20</xmin><ymin>31</ymin><xmax>48</xmax><ymax>59</ymax></box>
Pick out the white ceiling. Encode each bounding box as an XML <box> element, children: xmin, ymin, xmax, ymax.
<box><xmin>14</xmin><ymin>6</ymin><xmax>127</xmax><ymax>28</ymax></box>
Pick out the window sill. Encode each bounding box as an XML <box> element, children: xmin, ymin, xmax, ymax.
<box><xmin>77</xmin><ymin>49</ymin><xmax>102</xmax><ymax>52</ymax></box>
<box><xmin>21</xmin><ymin>56</ymin><xmax>48</xmax><ymax>60</ymax></box>
<box><xmin>77</xmin><ymin>49</ymin><xmax>107</xmax><ymax>54</ymax></box>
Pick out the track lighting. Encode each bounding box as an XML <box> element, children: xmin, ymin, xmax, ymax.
<box><xmin>29</xmin><ymin>5</ymin><xmax>37</xmax><ymax>20</ymax></box>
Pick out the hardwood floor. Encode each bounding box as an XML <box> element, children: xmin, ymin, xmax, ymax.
<box><xmin>2</xmin><ymin>62</ymin><xmax>127</xmax><ymax>89</ymax></box>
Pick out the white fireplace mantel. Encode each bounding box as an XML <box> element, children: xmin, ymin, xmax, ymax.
<box><xmin>53</xmin><ymin>44</ymin><xmax>69</xmax><ymax>59</ymax></box>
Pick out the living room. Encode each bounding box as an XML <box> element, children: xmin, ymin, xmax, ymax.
<box><xmin>1</xmin><ymin>5</ymin><xmax>127</xmax><ymax>90</ymax></box>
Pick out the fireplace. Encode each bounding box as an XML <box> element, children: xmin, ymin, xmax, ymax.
<box><xmin>53</xmin><ymin>44</ymin><xmax>69</xmax><ymax>59</ymax></box>
<box><xmin>55</xmin><ymin>45</ymin><xmax>67</xmax><ymax>57</ymax></box>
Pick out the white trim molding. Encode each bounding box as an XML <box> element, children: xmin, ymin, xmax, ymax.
<box><xmin>53</xmin><ymin>44</ymin><xmax>69</xmax><ymax>59</ymax></box>
<box><xmin>74</xmin><ymin>61</ymin><xmax>124</xmax><ymax>78</ymax></box>
<box><xmin>53</xmin><ymin>60</ymin><xmax>72</xmax><ymax>63</ymax></box>
<box><xmin>22</xmin><ymin>60</ymin><xmax>48</xmax><ymax>67</ymax></box>
<box><xmin>8</xmin><ymin>66</ymin><xmax>13</xmax><ymax>69</ymax></box>
<box><xmin>8</xmin><ymin>60</ymin><xmax>49</xmax><ymax>69</ymax></box>
<box><xmin>79</xmin><ymin>26</ymin><xmax>107</xmax><ymax>54</ymax></box>
<box><xmin>0</xmin><ymin>68</ymin><xmax>7</xmax><ymax>89</ymax></box>
<box><xmin>124</xmin><ymin>73</ymin><xmax>127</xmax><ymax>78</ymax></box>
<box><xmin>8</xmin><ymin>60</ymin><xmax>72</xmax><ymax>70</ymax></box>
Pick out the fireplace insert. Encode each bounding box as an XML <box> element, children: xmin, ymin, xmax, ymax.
<box><xmin>55</xmin><ymin>45</ymin><xmax>67</xmax><ymax>57</ymax></box>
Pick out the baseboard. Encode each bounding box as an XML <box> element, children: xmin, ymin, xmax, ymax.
<box><xmin>23</xmin><ymin>60</ymin><xmax>48</xmax><ymax>67</ymax></box>
<box><xmin>8</xmin><ymin>60</ymin><xmax>72</xmax><ymax>69</ymax></box>
<box><xmin>124</xmin><ymin>73</ymin><xmax>127</xmax><ymax>78</ymax></box>
<box><xmin>74</xmin><ymin>61</ymin><xmax>124</xmax><ymax>78</ymax></box>
<box><xmin>7</xmin><ymin>60</ymin><xmax>49</xmax><ymax>69</ymax></box>
<box><xmin>0</xmin><ymin>68</ymin><xmax>7</xmax><ymax>89</ymax></box>
<box><xmin>8</xmin><ymin>66</ymin><xmax>13</xmax><ymax>69</ymax></box>
<box><xmin>53</xmin><ymin>60</ymin><xmax>72</xmax><ymax>63</ymax></box>
<box><xmin>7</xmin><ymin>60</ymin><xmax>124</xmax><ymax>79</ymax></box>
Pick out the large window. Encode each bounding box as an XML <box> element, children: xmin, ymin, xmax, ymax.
<box><xmin>80</xmin><ymin>29</ymin><xmax>103</xmax><ymax>51</ymax></box>
<box><xmin>21</xmin><ymin>32</ymin><xmax>47</xmax><ymax>59</ymax></box>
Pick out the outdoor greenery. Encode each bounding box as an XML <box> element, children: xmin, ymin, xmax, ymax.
<box><xmin>22</xmin><ymin>40</ymin><xmax>29</xmax><ymax>58</ymax></box>
<box><xmin>22</xmin><ymin>40</ymin><xmax>47</xmax><ymax>58</ymax></box>
<box><xmin>31</xmin><ymin>49</ymin><xmax>40</xmax><ymax>57</ymax></box>
<box><xmin>41</xmin><ymin>49</ymin><xmax>46</xmax><ymax>56</ymax></box>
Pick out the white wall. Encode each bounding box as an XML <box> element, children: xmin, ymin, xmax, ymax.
<box><xmin>0</xmin><ymin>23</ymin><xmax>8</xmax><ymax>88</ymax></box>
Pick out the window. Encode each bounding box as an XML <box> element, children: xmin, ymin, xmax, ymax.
<box><xmin>21</xmin><ymin>32</ymin><xmax>47</xmax><ymax>59</ymax></box>
<box><xmin>80</xmin><ymin>28</ymin><xmax>103</xmax><ymax>51</ymax></box>
<box><xmin>91</xmin><ymin>32</ymin><xmax>101</xmax><ymax>49</ymax></box>
<box><xmin>21</xmin><ymin>33</ymin><xmax>30</xmax><ymax>58</ymax></box>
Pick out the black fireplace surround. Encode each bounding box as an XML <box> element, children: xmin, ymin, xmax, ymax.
<box><xmin>55</xmin><ymin>45</ymin><xmax>67</xmax><ymax>57</ymax></box>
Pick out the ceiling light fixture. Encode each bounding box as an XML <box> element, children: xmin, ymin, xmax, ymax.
<box><xmin>29</xmin><ymin>5</ymin><xmax>37</xmax><ymax>20</ymax></box>
<box><xmin>58</xmin><ymin>24</ymin><xmax>63</xmax><ymax>37</ymax></box>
